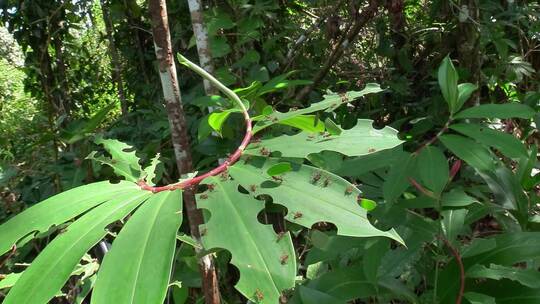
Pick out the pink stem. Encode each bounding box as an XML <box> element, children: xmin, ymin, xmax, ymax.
<box><xmin>139</xmin><ymin>118</ymin><xmax>252</xmax><ymax>193</ymax></box>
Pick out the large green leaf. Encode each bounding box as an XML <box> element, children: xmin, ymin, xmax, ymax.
<box><xmin>229</xmin><ymin>158</ymin><xmax>403</xmax><ymax>243</ymax></box>
<box><xmin>245</xmin><ymin>120</ymin><xmax>402</xmax><ymax>159</ymax></box>
<box><xmin>3</xmin><ymin>190</ymin><xmax>151</xmax><ymax>304</ymax></box>
<box><xmin>456</xmin><ymin>83</ymin><xmax>478</xmax><ymax>111</ymax></box>
<box><xmin>382</xmin><ymin>152</ymin><xmax>417</xmax><ymax>202</ymax></box>
<box><xmin>440</xmin><ymin>134</ymin><xmax>495</xmax><ymax>171</ymax></box>
<box><xmin>417</xmin><ymin>146</ymin><xmax>449</xmax><ymax>194</ymax></box>
<box><xmin>252</xmin><ymin>84</ymin><xmax>383</xmax><ymax>133</ymax></box>
<box><xmin>197</xmin><ymin>176</ymin><xmax>296</xmax><ymax>304</ymax></box>
<box><xmin>450</xmin><ymin>123</ymin><xmax>527</xmax><ymax>159</ymax></box>
<box><xmin>88</xmin><ymin>136</ymin><xmax>143</xmax><ymax>182</ymax></box>
<box><xmin>91</xmin><ymin>190</ymin><xmax>182</xmax><ymax>304</ymax></box>
<box><xmin>0</xmin><ymin>181</ymin><xmax>139</xmax><ymax>255</ymax></box>
<box><xmin>454</xmin><ymin>103</ymin><xmax>536</xmax><ymax>119</ymax></box>
<box><xmin>438</xmin><ymin>56</ymin><xmax>459</xmax><ymax>113</ymax></box>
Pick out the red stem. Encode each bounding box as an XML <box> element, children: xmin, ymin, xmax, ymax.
<box><xmin>138</xmin><ymin>118</ymin><xmax>252</xmax><ymax>192</ymax></box>
<box><xmin>439</xmin><ymin>236</ymin><xmax>465</xmax><ymax>304</ymax></box>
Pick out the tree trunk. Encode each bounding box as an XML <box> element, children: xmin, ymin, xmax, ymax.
<box><xmin>101</xmin><ymin>0</ymin><xmax>128</xmax><ymax>116</ymax></box>
<box><xmin>148</xmin><ymin>1</ymin><xmax>221</xmax><ymax>303</ymax></box>
<box><xmin>187</xmin><ymin>0</ymin><xmax>216</xmax><ymax>96</ymax></box>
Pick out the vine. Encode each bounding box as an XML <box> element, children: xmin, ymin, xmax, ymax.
<box><xmin>137</xmin><ymin>54</ymin><xmax>253</xmax><ymax>192</ymax></box>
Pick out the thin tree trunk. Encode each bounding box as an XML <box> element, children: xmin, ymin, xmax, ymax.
<box><xmin>187</xmin><ymin>0</ymin><xmax>216</xmax><ymax>95</ymax></box>
<box><xmin>101</xmin><ymin>0</ymin><xmax>128</xmax><ymax>116</ymax></box>
<box><xmin>148</xmin><ymin>1</ymin><xmax>221</xmax><ymax>303</ymax></box>
<box><xmin>53</xmin><ymin>37</ymin><xmax>71</xmax><ymax>118</ymax></box>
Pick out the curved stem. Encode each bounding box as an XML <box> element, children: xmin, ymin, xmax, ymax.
<box><xmin>138</xmin><ymin>55</ymin><xmax>252</xmax><ymax>192</ymax></box>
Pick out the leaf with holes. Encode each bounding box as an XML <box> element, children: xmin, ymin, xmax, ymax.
<box><xmin>252</xmin><ymin>84</ymin><xmax>383</xmax><ymax>133</ymax></box>
<box><xmin>196</xmin><ymin>176</ymin><xmax>296</xmax><ymax>304</ymax></box>
<box><xmin>87</xmin><ymin>136</ymin><xmax>143</xmax><ymax>182</ymax></box>
<box><xmin>245</xmin><ymin>120</ymin><xmax>402</xmax><ymax>159</ymax></box>
<box><xmin>229</xmin><ymin>157</ymin><xmax>403</xmax><ymax>243</ymax></box>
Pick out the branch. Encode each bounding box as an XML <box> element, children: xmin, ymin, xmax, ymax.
<box><xmin>138</xmin><ymin>55</ymin><xmax>252</xmax><ymax>193</ymax></box>
<box><xmin>295</xmin><ymin>0</ymin><xmax>380</xmax><ymax>101</ymax></box>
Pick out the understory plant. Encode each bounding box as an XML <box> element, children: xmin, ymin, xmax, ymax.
<box><xmin>0</xmin><ymin>56</ymin><xmax>405</xmax><ymax>304</ymax></box>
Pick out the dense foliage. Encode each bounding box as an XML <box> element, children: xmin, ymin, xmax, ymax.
<box><xmin>0</xmin><ymin>0</ymin><xmax>539</xmax><ymax>303</ymax></box>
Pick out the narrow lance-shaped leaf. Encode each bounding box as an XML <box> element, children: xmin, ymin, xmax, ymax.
<box><xmin>416</xmin><ymin>146</ymin><xmax>449</xmax><ymax>195</ymax></box>
<box><xmin>0</xmin><ymin>181</ymin><xmax>139</xmax><ymax>255</ymax></box>
<box><xmin>438</xmin><ymin>56</ymin><xmax>459</xmax><ymax>113</ymax></box>
<box><xmin>3</xmin><ymin>190</ymin><xmax>152</xmax><ymax>304</ymax></box>
<box><xmin>229</xmin><ymin>157</ymin><xmax>404</xmax><ymax>244</ymax></box>
<box><xmin>92</xmin><ymin>190</ymin><xmax>182</xmax><ymax>304</ymax></box>
<box><xmin>453</xmin><ymin>103</ymin><xmax>536</xmax><ymax>119</ymax></box>
<box><xmin>245</xmin><ymin>119</ymin><xmax>403</xmax><ymax>159</ymax></box>
<box><xmin>197</xmin><ymin>176</ymin><xmax>296</xmax><ymax>304</ymax></box>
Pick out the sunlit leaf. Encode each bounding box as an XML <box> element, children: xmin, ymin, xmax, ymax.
<box><xmin>92</xmin><ymin>190</ymin><xmax>182</xmax><ymax>304</ymax></box>
<box><xmin>230</xmin><ymin>158</ymin><xmax>403</xmax><ymax>244</ymax></box>
<box><xmin>246</xmin><ymin>120</ymin><xmax>402</xmax><ymax>159</ymax></box>
<box><xmin>197</xmin><ymin>176</ymin><xmax>296</xmax><ymax>304</ymax></box>
<box><xmin>0</xmin><ymin>181</ymin><xmax>139</xmax><ymax>255</ymax></box>
<box><xmin>3</xmin><ymin>190</ymin><xmax>151</xmax><ymax>304</ymax></box>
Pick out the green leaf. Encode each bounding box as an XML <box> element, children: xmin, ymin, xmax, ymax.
<box><xmin>450</xmin><ymin>123</ymin><xmax>528</xmax><ymax>159</ymax></box>
<box><xmin>229</xmin><ymin>158</ymin><xmax>403</xmax><ymax>244</ymax></box>
<box><xmin>197</xmin><ymin>177</ymin><xmax>296</xmax><ymax>304</ymax></box>
<box><xmin>441</xmin><ymin>209</ymin><xmax>468</xmax><ymax>244</ymax></box>
<box><xmin>246</xmin><ymin>120</ymin><xmax>402</xmax><ymax>159</ymax></box>
<box><xmin>207</xmin><ymin>109</ymin><xmax>241</xmax><ymax>135</ymax></box>
<box><xmin>438</xmin><ymin>232</ymin><xmax>540</xmax><ymax>302</ymax></box>
<box><xmin>279</xmin><ymin>115</ymin><xmax>325</xmax><ymax>132</ymax></box>
<box><xmin>456</xmin><ymin>83</ymin><xmax>478</xmax><ymax>111</ymax></box>
<box><xmin>438</xmin><ymin>56</ymin><xmax>459</xmax><ymax>113</ymax></box>
<box><xmin>92</xmin><ymin>190</ymin><xmax>182</xmax><ymax>304</ymax></box>
<box><xmin>477</xmin><ymin>167</ymin><xmax>528</xmax><ymax>223</ymax></box>
<box><xmin>467</xmin><ymin>264</ymin><xmax>540</xmax><ymax>288</ymax></box>
<box><xmin>363</xmin><ymin>238</ymin><xmax>389</xmax><ymax>283</ymax></box>
<box><xmin>0</xmin><ymin>273</ymin><xmax>22</xmax><ymax>290</ymax></box>
<box><xmin>3</xmin><ymin>190</ymin><xmax>151</xmax><ymax>304</ymax></box>
<box><xmin>0</xmin><ymin>181</ymin><xmax>139</xmax><ymax>255</ymax></box>
<box><xmin>464</xmin><ymin>292</ymin><xmax>496</xmax><ymax>304</ymax></box>
<box><xmin>89</xmin><ymin>136</ymin><xmax>143</xmax><ymax>182</ymax></box>
<box><xmin>142</xmin><ymin>153</ymin><xmax>162</xmax><ymax>186</ymax></box>
<box><xmin>417</xmin><ymin>146</ymin><xmax>449</xmax><ymax>194</ymax></box>
<box><xmin>252</xmin><ymin>84</ymin><xmax>383</xmax><ymax>133</ymax></box>
<box><xmin>336</xmin><ymin>148</ymin><xmax>407</xmax><ymax>177</ymax></box>
<box><xmin>383</xmin><ymin>152</ymin><xmax>417</xmax><ymax>202</ymax></box>
<box><xmin>454</xmin><ymin>103</ymin><xmax>536</xmax><ymax>119</ymax></box>
<box><xmin>61</xmin><ymin>104</ymin><xmax>115</xmax><ymax>144</ymax></box>
<box><xmin>266</xmin><ymin>162</ymin><xmax>292</xmax><ymax>176</ymax></box>
<box><xmin>298</xmin><ymin>286</ymin><xmax>346</xmax><ymax>304</ymax></box>
<box><xmin>441</xmin><ymin>188</ymin><xmax>478</xmax><ymax>207</ymax></box>
<box><xmin>323</xmin><ymin>118</ymin><xmax>342</xmax><ymax>135</ymax></box>
<box><xmin>440</xmin><ymin>134</ymin><xmax>495</xmax><ymax>171</ymax></box>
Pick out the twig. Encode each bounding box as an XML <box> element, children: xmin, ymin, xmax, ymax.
<box><xmin>294</xmin><ymin>0</ymin><xmax>381</xmax><ymax>101</ymax></box>
<box><xmin>413</xmin><ymin>120</ymin><xmax>451</xmax><ymax>155</ymax></box>
<box><xmin>138</xmin><ymin>55</ymin><xmax>252</xmax><ymax>193</ymax></box>
<box><xmin>439</xmin><ymin>236</ymin><xmax>465</xmax><ymax>304</ymax></box>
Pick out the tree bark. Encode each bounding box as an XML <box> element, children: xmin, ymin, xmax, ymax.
<box><xmin>148</xmin><ymin>1</ymin><xmax>220</xmax><ymax>303</ymax></box>
<box><xmin>101</xmin><ymin>0</ymin><xmax>128</xmax><ymax>116</ymax></box>
<box><xmin>295</xmin><ymin>0</ymin><xmax>380</xmax><ymax>101</ymax></box>
<box><xmin>187</xmin><ymin>0</ymin><xmax>216</xmax><ymax>96</ymax></box>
